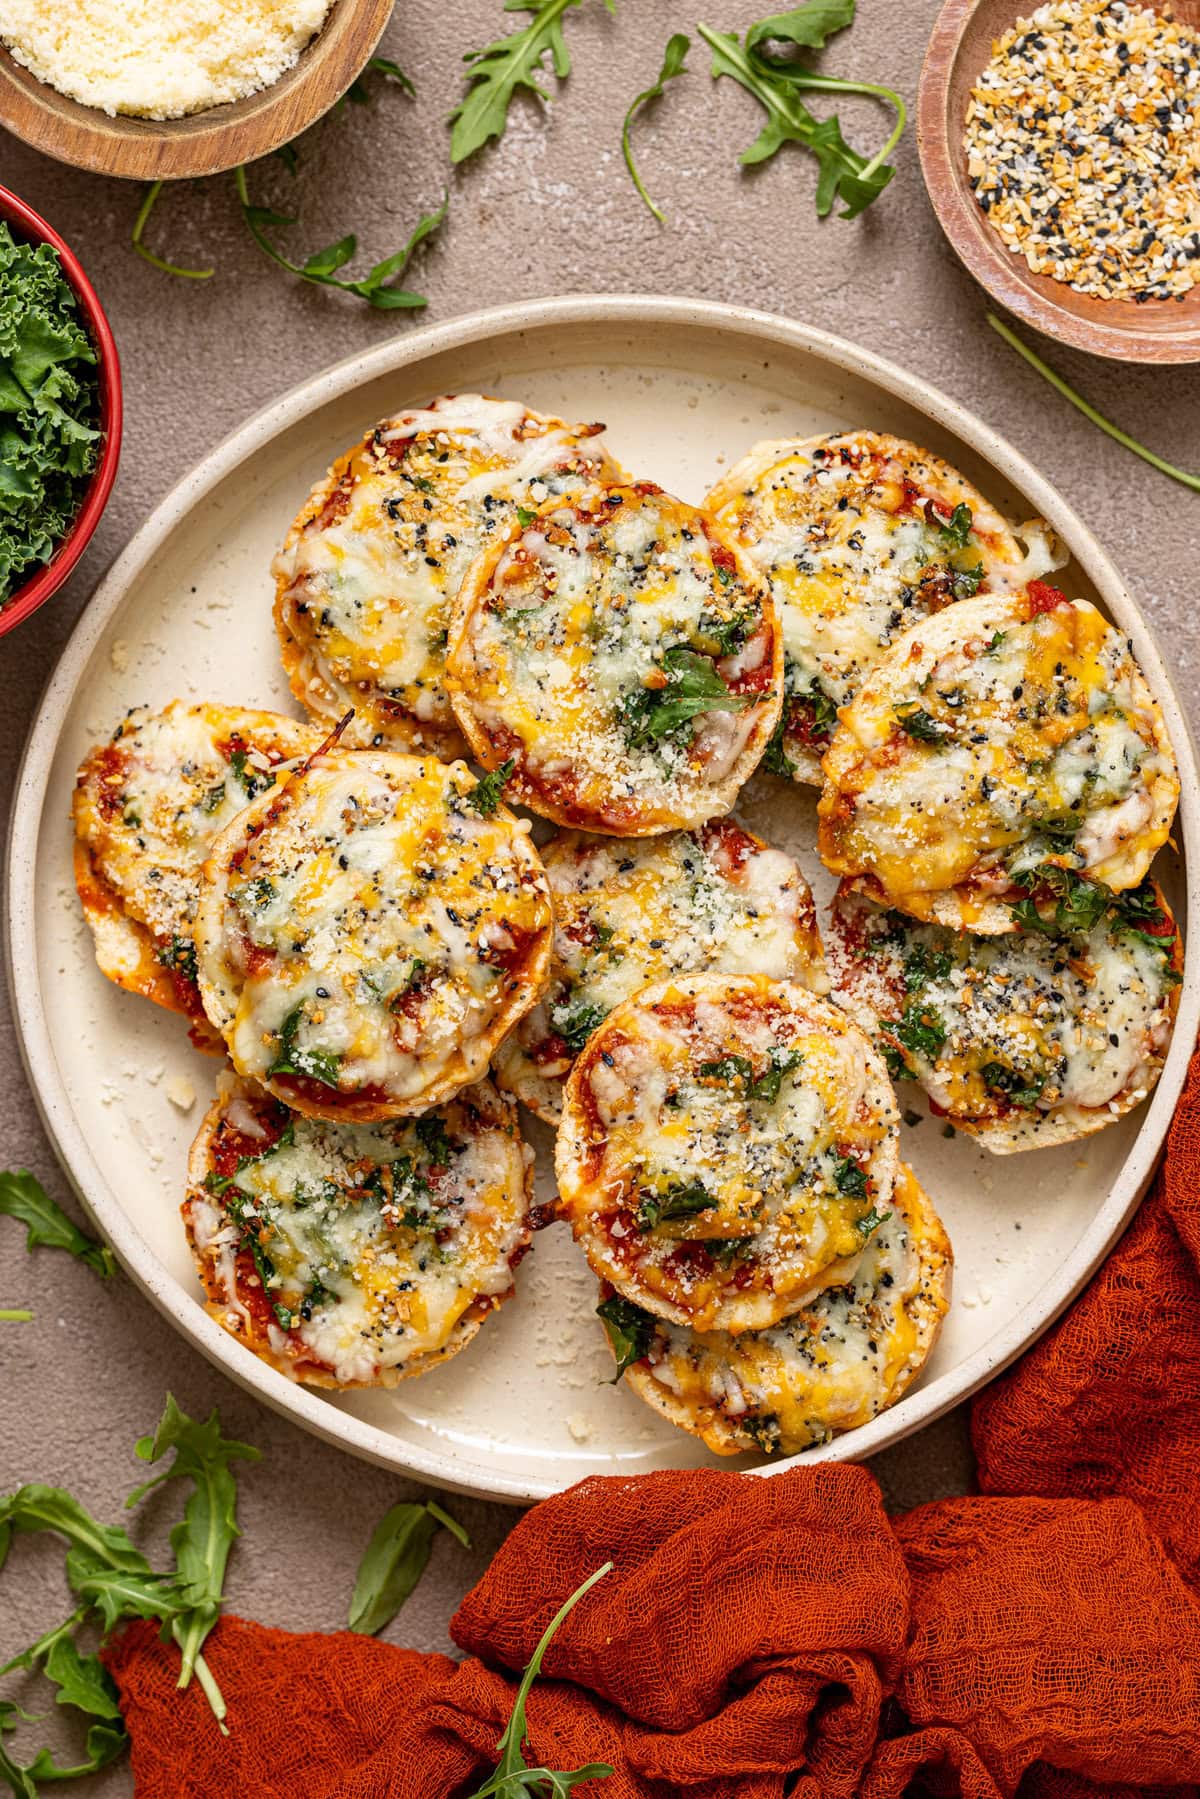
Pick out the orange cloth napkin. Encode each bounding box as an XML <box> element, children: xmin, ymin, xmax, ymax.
<box><xmin>104</xmin><ymin>1052</ymin><xmax>1200</xmax><ymax>1797</ymax></box>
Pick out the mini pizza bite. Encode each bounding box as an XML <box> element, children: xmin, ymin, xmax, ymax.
<box><xmin>445</xmin><ymin>481</ymin><xmax>783</xmax><ymax>835</ymax></box>
<box><xmin>73</xmin><ymin>702</ymin><xmax>322</xmax><ymax>1051</ymax></box>
<box><xmin>273</xmin><ymin>394</ymin><xmax>621</xmax><ymax>756</ymax></box>
<box><xmin>555</xmin><ymin>974</ymin><xmax>900</xmax><ymax>1334</ymax></box>
<box><xmin>705</xmin><ymin>431</ymin><xmax>1061</xmax><ymax>782</ymax></box>
<box><xmin>494</xmin><ymin>818</ymin><xmax>829</xmax><ymax>1124</ymax></box>
<box><xmin>599</xmin><ymin>1162</ymin><xmax>951</xmax><ymax>1456</ymax></box>
<box><xmin>818</xmin><ymin>585</ymin><xmax>1179</xmax><ymax>933</ymax></box>
<box><xmin>184</xmin><ymin>1072</ymin><xmax>533</xmax><ymax>1388</ymax></box>
<box><xmin>827</xmin><ymin>879</ymin><xmax>1182</xmax><ymax>1153</ymax></box>
<box><xmin>193</xmin><ymin>749</ymin><xmax>554</xmax><ymax>1121</ymax></box>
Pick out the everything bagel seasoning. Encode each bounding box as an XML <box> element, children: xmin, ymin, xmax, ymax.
<box><xmin>964</xmin><ymin>0</ymin><xmax>1200</xmax><ymax>302</ymax></box>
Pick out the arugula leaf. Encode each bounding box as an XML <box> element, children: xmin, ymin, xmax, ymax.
<box><xmin>464</xmin><ymin>758</ymin><xmax>516</xmax><ymax>817</ymax></box>
<box><xmin>342</xmin><ymin>54</ymin><xmax>416</xmax><ymax>107</ymax></box>
<box><xmin>127</xmin><ymin>1397</ymin><xmax>260</xmax><ymax>1705</ymax></box>
<box><xmin>987</xmin><ymin>312</ymin><xmax>1200</xmax><ymax>497</ymax></box>
<box><xmin>636</xmin><ymin>1181</ymin><xmax>716</xmax><ymax>1231</ymax></box>
<box><xmin>550</xmin><ymin>999</ymin><xmax>608</xmax><ymax>1054</ymax></box>
<box><xmin>466</xmin><ymin>1563</ymin><xmax>614</xmax><ymax>1797</ymax></box>
<box><xmin>267</xmin><ymin>1005</ymin><xmax>343</xmax><ymax>1089</ymax></box>
<box><xmin>894</xmin><ymin>703</ymin><xmax>952</xmax><ymax>745</ymax></box>
<box><xmin>596</xmin><ymin>1295</ymin><xmax>653</xmax><ymax>1380</ymax></box>
<box><xmin>696</xmin><ymin>2</ymin><xmax>905</xmax><ymax>220</ymax></box>
<box><xmin>451</xmin><ymin>0</ymin><xmax>614</xmax><ymax>164</ymax></box>
<box><xmin>0</xmin><ymin>1174</ymin><xmax>114</xmax><ymax>1279</ymax></box>
<box><xmin>236</xmin><ymin>168</ymin><xmax>448</xmax><ymax>311</ymax></box>
<box><xmin>619</xmin><ymin>646</ymin><xmax>750</xmax><ymax>749</ymax></box>
<box><xmin>348</xmin><ymin>1498</ymin><xmax>470</xmax><ymax>1636</ymax></box>
<box><xmin>0</xmin><ymin>224</ymin><xmax>101</xmax><ymax>604</ymax></box>
<box><xmin>622</xmin><ymin>33</ymin><xmax>691</xmax><ymax>221</ymax></box>
<box><xmin>131</xmin><ymin>181</ymin><xmax>215</xmax><ymax>281</ymax></box>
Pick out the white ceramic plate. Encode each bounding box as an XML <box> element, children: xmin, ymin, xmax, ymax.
<box><xmin>8</xmin><ymin>296</ymin><xmax>1196</xmax><ymax>1503</ymax></box>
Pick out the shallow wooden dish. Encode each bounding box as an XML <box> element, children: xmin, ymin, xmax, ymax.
<box><xmin>0</xmin><ymin>0</ymin><xmax>394</xmax><ymax>181</ymax></box>
<box><xmin>918</xmin><ymin>0</ymin><xmax>1200</xmax><ymax>363</ymax></box>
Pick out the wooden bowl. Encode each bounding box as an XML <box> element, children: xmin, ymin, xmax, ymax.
<box><xmin>918</xmin><ymin>0</ymin><xmax>1200</xmax><ymax>363</ymax></box>
<box><xmin>0</xmin><ymin>184</ymin><xmax>122</xmax><ymax>638</ymax></box>
<box><xmin>0</xmin><ymin>0</ymin><xmax>394</xmax><ymax>181</ymax></box>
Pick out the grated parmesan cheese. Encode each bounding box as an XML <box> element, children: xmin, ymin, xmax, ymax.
<box><xmin>0</xmin><ymin>0</ymin><xmax>334</xmax><ymax>120</ymax></box>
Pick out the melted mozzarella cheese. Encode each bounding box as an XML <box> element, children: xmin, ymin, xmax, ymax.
<box><xmin>274</xmin><ymin>395</ymin><xmax>620</xmax><ymax>750</ymax></box>
<box><xmin>185</xmin><ymin>1077</ymin><xmax>531</xmax><ymax>1385</ymax></box>
<box><xmin>626</xmin><ymin>1164</ymin><xmax>950</xmax><ymax>1454</ymax></box>
<box><xmin>195</xmin><ymin>751</ymin><xmax>552</xmax><ymax>1113</ymax></box>
<box><xmin>494</xmin><ymin>820</ymin><xmax>828</xmax><ymax>1122</ymax></box>
<box><xmin>827</xmin><ymin>885</ymin><xmax>1178</xmax><ymax>1139</ymax></box>
<box><xmin>73</xmin><ymin>702</ymin><xmax>321</xmax><ymax>949</ymax></box>
<box><xmin>819</xmin><ymin>592</ymin><xmax>1179</xmax><ymax>920</ymax></box>
<box><xmin>446</xmin><ymin>484</ymin><xmax>782</xmax><ymax>834</ymax></box>
<box><xmin>555</xmin><ymin>975</ymin><xmax>899</xmax><ymax>1333</ymax></box>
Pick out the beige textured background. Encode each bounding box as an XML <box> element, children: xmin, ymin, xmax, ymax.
<box><xmin>1</xmin><ymin>1</ymin><xmax>1197</xmax><ymax>1788</ymax></box>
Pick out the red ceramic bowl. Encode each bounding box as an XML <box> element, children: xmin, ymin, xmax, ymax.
<box><xmin>0</xmin><ymin>184</ymin><xmax>122</xmax><ymax>637</ymax></box>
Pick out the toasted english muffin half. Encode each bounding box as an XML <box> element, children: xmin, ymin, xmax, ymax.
<box><xmin>193</xmin><ymin>749</ymin><xmax>554</xmax><ymax>1122</ymax></box>
<box><xmin>705</xmin><ymin>431</ymin><xmax>1061</xmax><ymax>783</ymax></box>
<box><xmin>494</xmin><ymin>818</ymin><xmax>828</xmax><ymax>1124</ymax></box>
<box><xmin>73</xmin><ymin>702</ymin><xmax>323</xmax><ymax>1051</ymax></box>
<box><xmin>273</xmin><ymin>395</ymin><xmax>621</xmax><ymax>756</ymax></box>
<box><xmin>826</xmin><ymin>879</ymin><xmax>1182</xmax><ymax>1154</ymax></box>
<box><xmin>445</xmin><ymin>481</ymin><xmax>783</xmax><ymax>835</ymax></box>
<box><xmin>184</xmin><ymin>1072</ymin><xmax>534</xmax><ymax>1389</ymax></box>
<box><xmin>600</xmin><ymin>1162</ymin><xmax>951</xmax><ymax>1456</ymax></box>
<box><xmin>555</xmin><ymin>974</ymin><xmax>899</xmax><ymax>1334</ymax></box>
<box><xmin>817</xmin><ymin>584</ymin><xmax>1179</xmax><ymax>934</ymax></box>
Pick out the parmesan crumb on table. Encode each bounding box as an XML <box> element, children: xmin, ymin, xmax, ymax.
<box><xmin>964</xmin><ymin>0</ymin><xmax>1200</xmax><ymax>302</ymax></box>
<box><xmin>166</xmin><ymin>1074</ymin><xmax>196</xmax><ymax>1112</ymax></box>
<box><xmin>0</xmin><ymin>0</ymin><xmax>333</xmax><ymax>120</ymax></box>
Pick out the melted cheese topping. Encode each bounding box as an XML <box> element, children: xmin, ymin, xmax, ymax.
<box><xmin>194</xmin><ymin>751</ymin><xmax>553</xmax><ymax>1117</ymax></box>
<box><xmin>494</xmin><ymin>818</ymin><xmax>829</xmax><ymax>1123</ymax></box>
<box><xmin>818</xmin><ymin>590</ymin><xmax>1179</xmax><ymax>923</ymax></box>
<box><xmin>273</xmin><ymin>395</ymin><xmax>620</xmax><ymax>752</ymax></box>
<box><xmin>73</xmin><ymin>701</ymin><xmax>321</xmax><ymax>964</ymax></box>
<box><xmin>445</xmin><ymin>482</ymin><xmax>782</xmax><ymax>834</ymax></box>
<box><xmin>827</xmin><ymin>883</ymin><xmax>1179</xmax><ymax>1145</ymax></box>
<box><xmin>707</xmin><ymin>432</ymin><xmax>1060</xmax><ymax>779</ymax></box>
<box><xmin>556</xmin><ymin>975</ymin><xmax>900</xmax><ymax>1333</ymax></box>
<box><xmin>184</xmin><ymin>1076</ymin><xmax>531</xmax><ymax>1386</ymax></box>
<box><xmin>624</xmin><ymin>1164</ymin><xmax>950</xmax><ymax>1455</ymax></box>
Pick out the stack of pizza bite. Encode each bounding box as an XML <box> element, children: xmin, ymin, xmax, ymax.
<box><xmin>72</xmin><ymin>397</ymin><xmax>1183</xmax><ymax>1458</ymax></box>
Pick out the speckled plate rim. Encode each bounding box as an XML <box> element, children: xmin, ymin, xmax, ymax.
<box><xmin>7</xmin><ymin>294</ymin><xmax>1198</xmax><ymax>1504</ymax></box>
